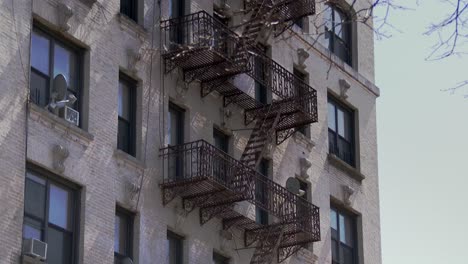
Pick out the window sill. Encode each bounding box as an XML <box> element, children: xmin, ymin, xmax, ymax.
<box><xmin>29</xmin><ymin>103</ymin><xmax>94</xmax><ymax>143</ymax></box>
<box><xmin>114</xmin><ymin>149</ymin><xmax>145</xmax><ymax>172</ymax></box>
<box><xmin>327</xmin><ymin>153</ymin><xmax>365</xmax><ymax>182</ymax></box>
<box><xmin>117</xmin><ymin>13</ymin><xmax>148</xmax><ymax>39</ymax></box>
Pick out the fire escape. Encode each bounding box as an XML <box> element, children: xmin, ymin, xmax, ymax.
<box><xmin>160</xmin><ymin>1</ymin><xmax>319</xmax><ymax>263</ymax></box>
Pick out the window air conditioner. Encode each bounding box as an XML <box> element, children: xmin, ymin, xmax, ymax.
<box><xmin>64</xmin><ymin>106</ymin><xmax>80</xmax><ymax>126</ymax></box>
<box><xmin>23</xmin><ymin>238</ymin><xmax>47</xmax><ymax>261</ymax></box>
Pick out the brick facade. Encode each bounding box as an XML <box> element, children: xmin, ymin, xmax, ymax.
<box><xmin>0</xmin><ymin>0</ymin><xmax>381</xmax><ymax>264</ymax></box>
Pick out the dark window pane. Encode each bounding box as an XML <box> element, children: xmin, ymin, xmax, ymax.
<box><xmin>167</xmin><ymin>232</ymin><xmax>183</xmax><ymax>264</ymax></box>
<box><xmin>169</xmin><ymin>105</ymin><xmax>184</xmax><ymax>146</ymax></box>
<box><xmin>213</xmin><ymin>129</ymin><xmax>229</xmax><ymax>153</ymax></box>
<box><xmin>30</xmin><ymin>71</ymin><xmax>49</xmax><ymax>107</ymax></box>
<box><xmin>118</xmin><ymin>119</ymin><xmax>130</xmax><ymax>153</ymax></box>
<box><xmin>213</xmin><ymin>252</ymin><xmax>229</xmax><ymax>264</ymax></box>
<box><xmin>342</xmin><ymin>245</ymin><xmax>354</xmax><ymax>264</ymax></box>
<box><xmin>328</xmin><ymin>102</ymin><xmax>336</xmax><ymax>131</ymax></box>
<box><xmin>331</xmin><ymin>239</ymin><xmax>339</xmax><ymax>261</ymax></box>
<box><xmin>53</xmin><ymin>44</ymin><xmax>71</xmax><ymax>85</ymax></box>
<box><xmin>31</xmin><ymin>31</ymin><xmax>50</xmax><ymax>75</ymax></box>
<box><xmin>121</xmin><ymin>0</ymin><xmax>137</xmax><ymax>21</ymax></box>
<box><xmin>115</xmin><ymin>213</ymin><xmax>128</xmax><ymax>255</ymax></box>
<box><xmin>25</xmin><ymin>175</ymin><xmax>46</xmax><ymax>220</ymax></box>
<box><xmin>47</xmin><ymin>227</ymin><xmax>72</xmax><ymax>264</ymax></box>
<box><xmin>48</xmin><ymin>184</ymin><xmax>70</xmax><ymax>230</ymax></box>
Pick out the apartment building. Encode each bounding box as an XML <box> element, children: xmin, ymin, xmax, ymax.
<box><xmin>0</xmin><ymin>0</ymin><xmax>381</xmax><ymax>264</ymax></box>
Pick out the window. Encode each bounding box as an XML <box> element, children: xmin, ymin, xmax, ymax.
<box><xmin>168</xmin><ymin>103</ymin><xmax>185</xmax><ymax>179</ymax></box>
<box><xmin>213</xmin><ymin>128</ymin><xmax>229</xmax><ymax>153</ymax></box>
<box><xmin>23</xmin><ymin>170</ymin><xmax>78</xmax><ymax>264</ymax></box>
<box><xmin>30</xmin><ymin>27</ymin><xmax>82</xmax><ymax>125</ymax></box>
<box><xmin>293</xmin><ymin>68</ymin><xmax>309</xmax><ymax>136</ymax></box>
<box><xmin>213</xmin><ymin>9</ymin><xmax>230</xmax><ymax>56</ymax></box>
<box><xmin>213</xmin><ymin>252</ymin><xmax>229</xmax><ymax>264</ymax></box>
<box><xmin>254</xmin><ymin>44</ymin><xmax>269</xmax><ymax>104</ymax></box>
<box><xmin>330</xmin><ymin>206</ymin><xmax>358</xmax><ymax>264</ymax></box>
<box><xmin>294</xmin><ymin>17</ymin><xmax>305</xmax><ymax>30</ymax></box>
<box><xmin>255</xmin><ymin>159</ymin><xmax>270</xmax><ymax>225</ymax></box>
<box><xmin>167</xmin><ymin>231</ymin><xmax>183</xmax><ymax>264</ymax></box>
<box><xmin>120</xmin><ymin>0</ymin><xmax>138</xmax><ymax>22</ymax></box>
<box><xmin>114</xmin><ymin>207</ymin><xmax>134</xmax><ymax>263</ymax></box>
<box><xmin>169</xmin><ymin>0</ymin><xmax>185</xmax><ymax>44</ymax></box>
<box><xmin>118</xmin><ymin>74</ymin><xmax>137</xmax><ymax>156</ymax></box>
<box><xmin>213</xmin><ymin>128</ymin><xmax>229</xmax><ymax>182</ymax></box>
<box><xmin>325</xmin><ymin>5</ymin><xmax>352</xmax><ymax>65</ymax></box>
<box><xmin>328</xmin><ymin>96</ymin><xmax>355</xmax><ymax>166</ymax></box>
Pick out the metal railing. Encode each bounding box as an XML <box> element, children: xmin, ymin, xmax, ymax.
<box><xmin>160</xmin><ymin>140</ymin><xmax>320</xmax><ymax>234</ymax></box>
<box><xmin>160</xmin><ymin>11</ymin><xmax>242</xmax><ymax>60</ymax></box>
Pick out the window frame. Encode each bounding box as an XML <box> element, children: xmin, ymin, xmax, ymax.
<box><xmin>328</xmin><ymin>95</ymin><xmax>356</xmax><ymax>167</ymax></box>
<box><xmin>330</xmin><ymin>205</ymin><xmax>359</xmax><ymax>264</ymax></box>
<box><xmin>118</xmin><ymin>73</ymin><xmax>137</xmax><ymax>157</ymax></box>
<box><xmin>30</xmin><ymin>25</ymin><xmax>83</xmax><ymax>126</ymax></box>
<box><xmin>167</xmin><ymin>230</ymin><xmax>184</xmax><ymax>264</ymax></box>
<box><xmin>23</xmin><ymin>165</ymin><xmax>80</xmax><ymax>264</ymax></box>
<box><xmin>114</xmin><ymin>206</ymin><xmax>134</xmax><ymax>261</ymax></box>
<box><xmin>325</xmin><ymin>4</ymin><xmax>352</xmax><ymax>65</ymax></box>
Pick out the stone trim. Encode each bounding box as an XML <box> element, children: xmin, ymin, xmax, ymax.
<box><xmin>114</xmin><ymin>149</ymin><xmax>145</xmax><ymax>173</ymax></box>
<box><xmin>327</xmin><ymin>153</ymin><xmax>365</xmax><ymax>182</ymax></box>
<box><xmin>29</xmin><ymin>103</ymin><xmax>94</xmax><ymax>143</ymax></box>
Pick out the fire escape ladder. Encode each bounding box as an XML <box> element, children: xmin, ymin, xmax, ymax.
<box><xmin>240</xmin><ymin>105</ymin><xmax>281</xmax><ymax>168</ymax></box>
<box><xmin>246</xmin><ymin>224</ymin><xmax>284</xmax><ymax>264</ymax></box>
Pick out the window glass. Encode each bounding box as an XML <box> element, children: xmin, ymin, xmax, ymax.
<box><xmin>334</xmin><ymin>9</ymin><xmax>344</xmax><ymax>38</ymax></box>
<box><xmin>338</xmin><ymin>109</ymin><xmax>345</xmax><ymax>137</ymax></box>
<box><xmin>23</xmin><ymin>223</ymin><xmax>42</xmax><ymax>240</ymax></box>
<box><xmin>167</xmin><ymin>232</ymin><xmax>183</xmax><ymax>264</ymax></box>
<box><xmin>169</xmin><ymin>105</ymin><xmax>183</xmax><ymax>146</ymax></box>
<box><xmin>116</xmin><ymin>214</ymin><xmax>128</xmax><ymax>254</ymax></box>
<box><xmin>339</xmin><ymin>214</ymin><xmax>346</xmax><ymax>243</ymax></box>
<box><xmin>48</xmin><ymin>184</ymin><xmax>70</xmax><ymax>229</ymax></box>
<box><xmin>328</xmin><ymin>102</ymin><xmax>336</xmax><ymax>131</ymax></box>
<box><xmin>54</xmin><ymin>44</ymin><xmax>71</xmax><ymax>84</ymax></box>
<box><xmin>118</xmin><ymin>81</ymin><xmax>130</xmax><ymax>120</ymax></box>
<box><xmin>213</xmin><ymin>252</ymin><xmax>229</xmax><ymax>264</ymax></box>
<box><xmin>114</xmin><ymin>214</ymin><xmax>121</xmax><ymax>253</ymax></box>
<box><xmin>25</xmin><ymin>176</ymin><xmax>46</xmax><ymax>220</ymax></box>
<box><xmin>30</xmin><ymin>71</ymin><xmax>49</xmax><ymax>107</ymax></box>
<box><xmin>31</xmin><ymin>31</ymin><xmax>50</xmax><ymax>75</ymax></box>
<box><xmin>47</xmin><ymin>227</ymin><xmax>72</xmax><ymax>264</ymax></box>
<box><xmin>330</xmin><ymin>209</ymin><xmax>337</xmax><ymax>230</ymax></box>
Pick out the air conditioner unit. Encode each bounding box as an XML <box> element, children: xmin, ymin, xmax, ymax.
<box><xmin>23</xmin><ymin>238</ymin><xmax>47</xmax><ymax>261</ymax></box>
<box><xmin>64</xmin><ymin>106</ymin><xmax>80</xmax><ymax>126</ymax></box>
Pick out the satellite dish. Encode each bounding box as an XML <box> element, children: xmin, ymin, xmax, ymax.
<box><xmin>52</xmin><ymin>74</ymin><xmax>68</xmax><ymax>101</ymax></box>
<box><xmin>286</xmin><ymin>177</ymin><xmax>300</xmax><ymax>195</ymax></box>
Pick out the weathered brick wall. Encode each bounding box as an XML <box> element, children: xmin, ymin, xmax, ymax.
<box><xmin>0</xmin><ymin>0</ymin><xmax>380</xmax><ymax>264</ymax></box>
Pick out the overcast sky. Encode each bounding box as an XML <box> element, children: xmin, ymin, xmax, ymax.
<box><xmin>375</xmin><ymin>1</ymin><xmax>468</xmax><ymax>263</ymax></box>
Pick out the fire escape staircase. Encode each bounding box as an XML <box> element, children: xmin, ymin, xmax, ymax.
<box><xmin>160</xmin><ymin>1</ymin><xmax>318</xmax><ymax>262</ymax></box>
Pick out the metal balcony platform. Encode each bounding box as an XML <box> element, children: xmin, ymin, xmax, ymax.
<box><xmin>160</xmin><ymin>140</ymin><xmax>320</xmax><ymax>263</ymax></box>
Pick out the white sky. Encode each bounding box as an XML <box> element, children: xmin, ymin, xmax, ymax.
<box><xmin>375</xmin><ymin>1</ymin><xmax>468</xmax><ymax>263</ymax></box>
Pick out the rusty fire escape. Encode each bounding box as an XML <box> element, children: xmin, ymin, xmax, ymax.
<box><xmin>160</xmin><ymin>1</ymin><xmax>319</xmax><ymax>263</ymax></box>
